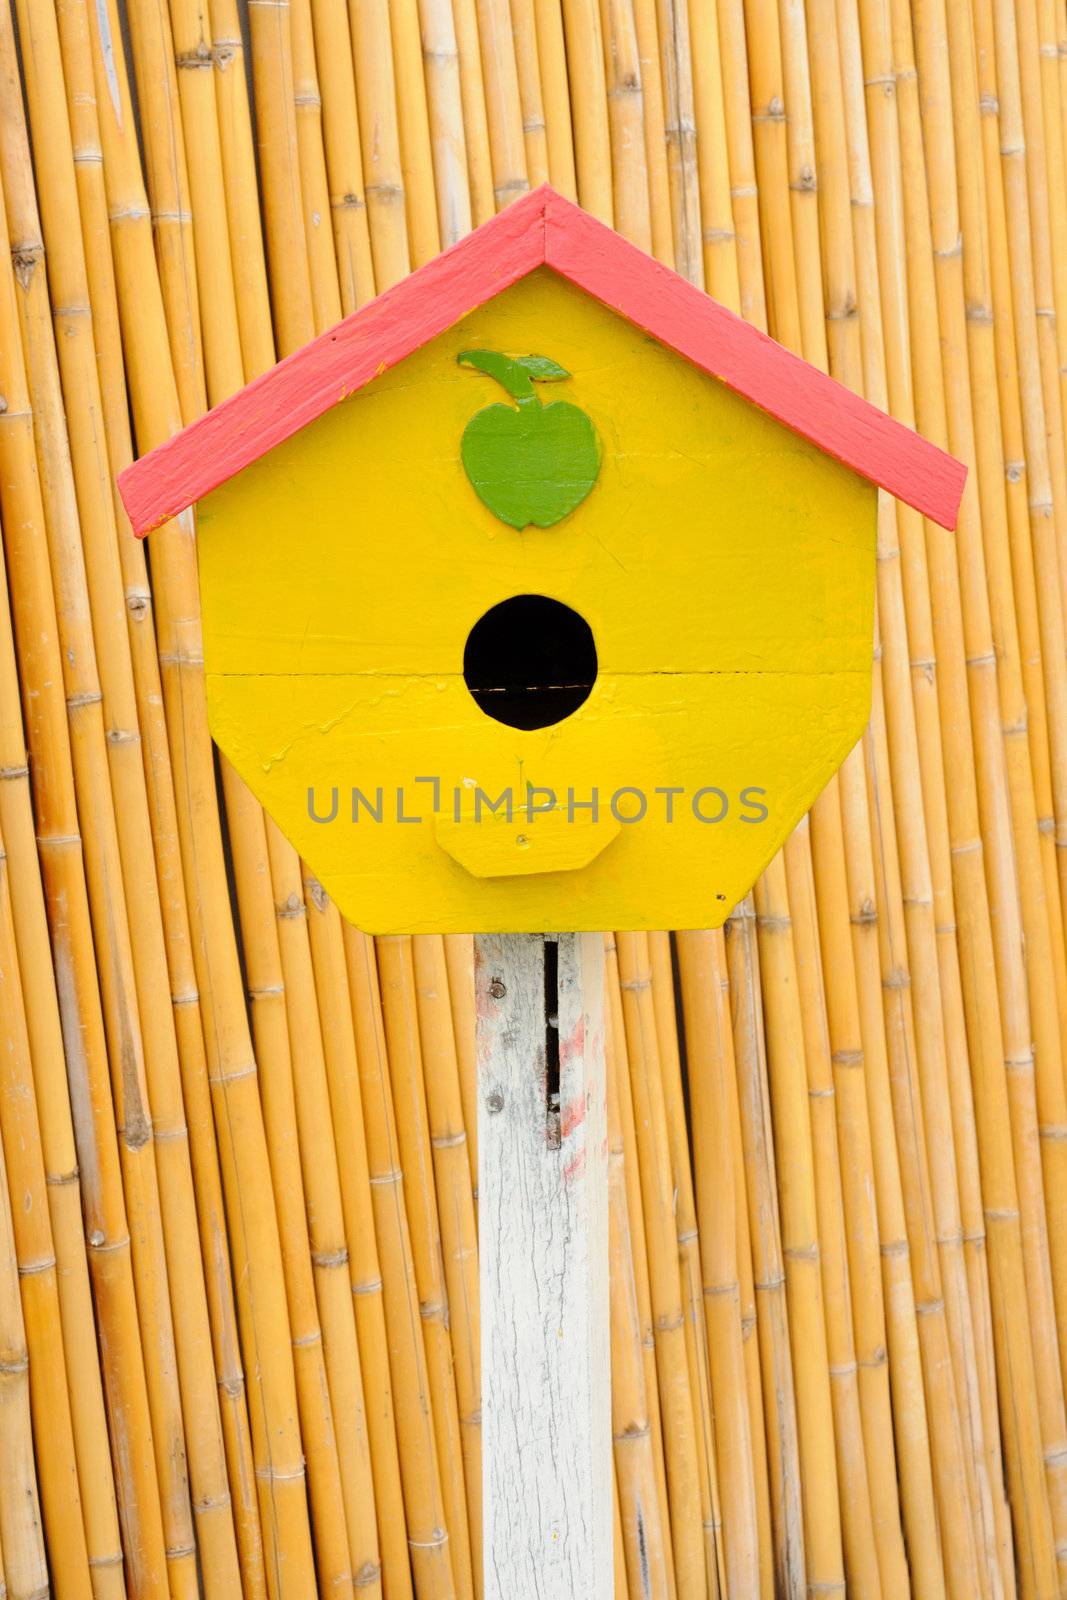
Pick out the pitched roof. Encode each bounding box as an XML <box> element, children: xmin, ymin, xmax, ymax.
<box><xmin>119</xmin><ymin>185</ymin><xmax>966</xmax><ymax>535</ymax></box>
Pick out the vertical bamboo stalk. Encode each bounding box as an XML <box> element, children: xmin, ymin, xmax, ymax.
<box><xmin>123</xmin><ymin>0</ymin><xmax>205</xmax><ymax>419</ymax></box>
<box><xmin>377</xmin><ymin>937</ymin><xmax>474</xmax><ymax>1598</ymax></box>
<box><xmin>0</xmin><ymin>1121</ymin><xmax>48</xmax><ymax>1600</ymax></box>
<box><xmin>607</xmin><ymin>996</ymin><xmax>672</xmax><ymax>1598</ymax></box>
<box><xmin>614</xmin><ymin>932</ymin><xmax>708</xmax><ymax>1598</ymax></box>
<box><xmin>308</xmin><ymin>0</ymin><xmax>377</xmax><ymax>313</ymax></box>
<box><xmin>0</xmin><ymin>151</ymin><xmax>177</xmax><ymax>1600</ymax></box>
<box><xmin>415</xmin><ymin>0</ymin><xmax>474</xmax><ymax>245</ymax></box>
<box><xmin>389</xmin><ymin>0</ymin><xmax>445</xmax><ymax>262</ymax></box>
<box><xmin>510</xmin><ymin>0</ymin><xmax>551</xmax><ymax>186</ymax></box>
<box><xmin>0</xmin><ymin>821</ymin><xmax>94</xmax><ymax>1600</ymax></box>
<box><xmin>751</xmin><ymin>861</ymin><xmax>846</xmax><ymax>1595</ymax></box>
<box><xmin>450</xmin><ymin>0</ymin><xmax>498</xmax><ymax>223</ymax></box>
<box><xmin>604</xmin><ymin>938</ymin><xmax>678</xmax><ymax>1600</ymax></box>
<box><xmin>562</xmin><ymin>0</ymin><xmax>614</xmax><ymax>221</ymax></box>
<box><xmin>630</xmin><ymin>0</ymin><xmax>674</xmax><ymax>260</ymax></box>
<box><xmin>3</xmin><ymin>12</ymin><xmax>248</xmax><ymax>1592</ymax></box>
<box><xmin>808</xmin><ymin>772</ymin><xmax>912</xmax><ymax>1597</ymax></box>
<box><xmin>219</xmin><ymin>774</ymin><xmax>358</xmax><ymax>1600</ymax></box>
<box><xmin>266</xmin><ymin>836</ymin><xmax>382</xmax><ymax>1593</ymax></box>
<box><xmin>208</xmin><ymin>0</ymin><xmax>277</xmax><ymax>377</ymax></box>
<box><xmin>348</xmin><ymin>0</ymin><xmax>413</xmax><ymax>286</ymax></box>
<box><xmin>443</xmin><ymin>935</ymin><xmax>480</xmax><ymax>1198</ymax></box>
<box><xmin>533</xmin><ymin>0</ymin><xmax>579</xmax><ymax>195</ymax></box>
<box><xmin>75</xmin><ymin>2</ymin><xmax>320</xmax><ymax>1586</ymax></box>
<box><xmin>290</xmin><ymin>0</ymin><xmax>345</xmax><ymax>331</ymax></box>
<box><xmin>303</xmin><ymin>885</ymin><xmax>414</xmax><ymax>1600</ymax></box>
<box><xmin>411</xmin><ymin>935</ymin><xmax>483</xmax><ymax>1591</ymax></box>
<box><xmin>724</xmin><ymin>898</ymin><xmax>806</xmax><ymax>1595</ymax></box>
<box><xmin>782</xmin><ymin>825</ymin><xmax>882</xmax><ymax>1599</ymax></box>
<box><xmin>246</xmin><ymin>0</ymin><xmax>316</xmax><ymax>348</ymax></box>
<box><xmin>344</xmin><ymin>928</ymin><xmax>458</xmax><ymax>1600</ymax></box>
<box><xmin>655</xmin><ymin>0</ymin><xmax>702</xmax><ymax>279</ymax></box>
<box><xmin>677</xmin><ymin>932</ymin><xmax>762</xmax><ymax>1597</ymax></box>
<box><xmin>617</xmin><ymin>933</ymin><xmax>725</xmax><ymax>1595</ymax></box>
<box><xmin>598</xmin><ymin>0</ymin><xmax>652</xmax><ymax>248</ymax></box>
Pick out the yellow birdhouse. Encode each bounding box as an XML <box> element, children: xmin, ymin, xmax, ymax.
<box><xmin>120</xmin><ymin>187</ymin><xmax>964</xmax><ymax>935</ymax></box>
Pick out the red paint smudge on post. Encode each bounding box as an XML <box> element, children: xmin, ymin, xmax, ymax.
<box><xmin>563</xmin><ymin>1148</ymin><xmax>587</xmax><ymax>1185</ymax></box>
<box><xmin>560</xmin><ymin>1015</ymin><xmax>585</xmax><ymax>1062</ymax></box>
<box><xmin>561</xmin><ymin>1094</ymin><xmax>586</xmax><ymax>1138</ymax></box>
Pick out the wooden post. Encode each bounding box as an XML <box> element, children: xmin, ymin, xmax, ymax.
<box><xmin>475</xmin><ymin>932</ymin><xmax>612</xmax><ymax>1599</ymax></box>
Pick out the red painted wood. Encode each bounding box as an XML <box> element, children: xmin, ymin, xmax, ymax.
<box><xmin>543</xmin><ymin>191</ymin><xmax>966</xmax><ymax>530</ymax></box>
<box><xmin>119</xmin><ymin>184</ymin><xmax>966</xmax><ymax>536</ymax></box>
<box><xmin>118</xmin><ymin>190</ymin><xmax>548</xmax><ymax>535</ymax></box>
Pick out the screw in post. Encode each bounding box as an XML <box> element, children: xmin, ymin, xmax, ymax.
<box><xmin>489</xmin><ymin>977</ymin><xmax>506</xmax><ymax>999</ymax></box>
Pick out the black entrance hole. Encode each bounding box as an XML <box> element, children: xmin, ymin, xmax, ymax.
<box><xmin>463</xmin><ymin>594</ymin><xmax>598</xmax><ymax>730</ymax></box>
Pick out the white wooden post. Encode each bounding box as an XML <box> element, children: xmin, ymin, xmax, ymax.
<box><xmin>475</xmin><ymin>932</ymin><xmax>612</xmax><ymax>1600</ymax></box>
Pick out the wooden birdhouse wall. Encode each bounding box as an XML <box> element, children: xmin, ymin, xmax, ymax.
<box><xmin>196</xmin><ymin>269</ymin><xmax>877</xmax><ymax>933</ymax></box>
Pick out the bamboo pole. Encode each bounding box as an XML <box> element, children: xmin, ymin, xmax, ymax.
<box><xmin>291</xmin><ymin>0</ymin><xmax>346</xmax><ymax>332</ymax></box>
<box><xmin>648</xmin><ymin>932</ymin><xmax>730</xmax><ymax>1596</ymax></box>
<box><xmin>0</xmin><ymin>147</ymin><xmax>178</xmax><ymax>1600</ymax></box>
<box><xmin>677</xmin><ymin>932</ymin><xmax>762</xmax><ymax>1597</ymax></box>
<box><xmin>207</xmin><ymin>0</ymin><xmax>277</xmax><ymax>378</ymax></box>
<box><xmin>751</xmin><ymin>861</ymin><xmax>846</xmax><ymax>1596</ymax></box>
<box><xmin>724</xmin><ymin>897</ymin><xmax>806</xmax><ymax>1595</ymax></box>
<box><xmin>803</xmin><ymin>0</ymin><xmax>1006</xmax><ymax>1583</ymax></box>
<box><xmin>783</xmin><ymin>823</ymin><xmax>883</xmax><ymax>1599</ymax></box>
<box><xmin>617</xmin><ymin>932</ymin><xmax>726</xmax><ymax>1595</ymax></box>
<box><xmin>2</xmin><ymin>12</ymin><xmax>249</xmax><ymax>1593</ymax></box>
<box><xmin>0</xmin><ymin>814</ymin><xmax>95</xmax><ymax>1600</ymax></box>
<box><xmin>606</xmin><ymin>991</ymin><xmax>672</xmax><ymax>1598</ymax></box>
<box><xmin>71</xmin><ymin>3</ymin><xmax>320</xmax><ymax>1587</ymax></box>
<box><xmin>631</xmin><ymin>0</ymin><xmax>674</xmax><ymax>260</ymax></box>
<box><xmin>220</xmin><ymin>775</ymin><xmax>358</xmax><ymax>1600</ymax></box>
<box><xmin>934</xmin><ymin>0</ymin><xmax>1064</xmax><ymax>1578</ymax></box>
<box><xmin>0</xmin><ymin>1113</ymin><xmax>48</xmax><ymax>1600</ymax></box>
<box><xmin>598</xmin><ymin>0</ymin><xmax>653</xmax><ymax>249</ymax></box>
<box><xmin>344</xmin><ymin>927</ymin><xmax>459</xmax><ymax>1600</ymax></box>
<box><xmin>562</xmin><ymin>0</ymin><xmax>614</xmax><ymax>222</ymax></box>
<box><xmin>1</xmin><ymin>130</ymin><xmax>204</xmax><ymax>1600</ymax></box>
<box><xmin>389</xmin><ymin>0</ymin><xmax>444</xmax><ymax>263</ymax></box>
<box><xmin>443</xmin><ymin>935</ymin><xmax>479</xmax><ymax>1199</ymax></box>
<box><xmin>614</xmin><ymin>933</ymin><xmax>709</xmax><ymax>1598</ymax></box>
<box><xmin>267</xmin><ymin>834</ymin><xmax>382</xmax><ymax>1593</ymax></box>
<box><xmin>65</xmin><ymin>7</ymin><xmax>268</xmax><ymax>1589</ymax></box>
<box><xmin>654</xmin><ymin>0</ymin><xmax>702</xmax><ymax>279</ymax></box>
<box><xmin>411</xmin><ymin>934</ymin><xmax>483</xmax><ymax>1591</ymax></box>
<box><xmin>303</xmin><ymin>883</ymin><xmax>414</xmax><ymax>1600</ymax></box>
<box><xmin>348</xmin><ymin>0</ymin><xmax>413</xmax><ymax>286</ymax></box>
<box><xmin>451</xmin><ymin>0</ymin><xmax>498</xmax><ymax>223</ymax></box>
<box><xmin>533</xmin><ymin>0</ymin><xmax>579</xmax><ymax>195</ymax></box>
<box><xmin>377</xmin><ymin>937</ymin><xmax>475</xmax><ymax>1599</ymax></box>
<box><xmin>473</xmin><ymin>0</ymin><xmax>530</xmax><ymax>209</ymax></box>
<box><xmin>604</xmin><ymin>937</ymin><xmax>678</xmax><ymax>1600</ymax></box>
<box><xmin>891</xmin><ymin>0</ymin><xmax>1067</xmax><ymax>1577</ymax></box>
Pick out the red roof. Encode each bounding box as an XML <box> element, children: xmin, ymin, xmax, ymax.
<box><xmin>119</xmin><ymin>185</ymin><xmax>966</xmax><ymax>535</ymax></box>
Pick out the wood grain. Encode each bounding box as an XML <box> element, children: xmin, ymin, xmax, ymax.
<box><xmin>475</xmin><ymin>932</ymin><xmax>612</xmax><ymax>1598</ymax></box>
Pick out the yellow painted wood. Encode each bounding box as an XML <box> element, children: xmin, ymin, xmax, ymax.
<box><xmin>198</xmin><ymin>269</ymin><xmax>876</xmax><ymax>932</ymax></box>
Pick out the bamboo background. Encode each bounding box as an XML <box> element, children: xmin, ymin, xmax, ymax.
<box><xmin>0</xmin><ymin>0</ymin><xmax>1066</xmax><ymax>1592</ymax></box>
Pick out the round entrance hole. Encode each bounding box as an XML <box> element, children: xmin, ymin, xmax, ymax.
<box><xmin>463</xmin><ymin>594</ymin><xmax>598</xmax><ymax>730</ymax></box>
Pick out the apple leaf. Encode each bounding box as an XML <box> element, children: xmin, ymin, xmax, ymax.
<box><xmin>514</xmin><ymin>355</ymin><xmax>571</xmax><ymax>381</ymax></box>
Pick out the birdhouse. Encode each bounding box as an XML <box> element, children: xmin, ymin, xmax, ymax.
<box><xmin>120</xmin><ymin>186</ymin><xmax>964</xmax><ymax>936</ymax></box>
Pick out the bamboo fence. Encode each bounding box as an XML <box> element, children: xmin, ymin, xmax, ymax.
<box><xmin>0</xmin><ymin>0</ymin><xmax>1065</xmax><ymax>1592</ymax></box>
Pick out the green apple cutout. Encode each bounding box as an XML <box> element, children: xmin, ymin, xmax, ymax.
<box><xmin>457</xmin><ymin>349</ymin><xmax>602</xmax><ymax>529</ymax></box>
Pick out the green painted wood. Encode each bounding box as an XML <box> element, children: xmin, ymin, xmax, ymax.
<box><xmin>458</xmin><ymin>349</ymin><xmax>602</xmax><ymax>529</ymax></box>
